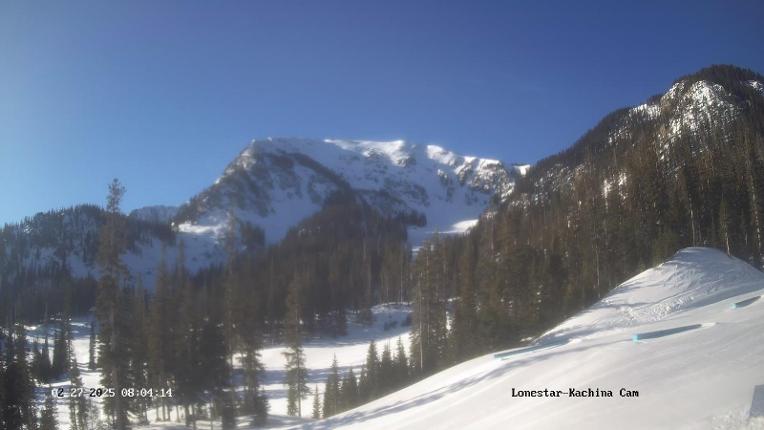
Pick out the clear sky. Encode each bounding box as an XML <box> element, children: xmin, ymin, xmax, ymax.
<box><xmin>1</xmin><ymin>0</ymin><xmax>763</xmax><ymax>225</ymax></box>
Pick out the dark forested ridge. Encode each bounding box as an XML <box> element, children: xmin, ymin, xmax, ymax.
<box><xmin>1</xmin><ymin>64</ymin><xmax>763</xmax><ymax>428</ymax></box>
<box><xmin>0</xmin><ymin>205</ymin><xmax>175</xmax><ymax>322</ymax></box>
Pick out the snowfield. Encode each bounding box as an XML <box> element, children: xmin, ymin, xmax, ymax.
<box><xmin>296</xmin><ymin>248</ymin><xmax>764</xmax><ymax>430</ymax></box>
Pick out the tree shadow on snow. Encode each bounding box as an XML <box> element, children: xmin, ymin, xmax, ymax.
<box><xmin>294</xmin><ymin>340</ymin><xmax>626</xmax><ymax>429</ymax></box>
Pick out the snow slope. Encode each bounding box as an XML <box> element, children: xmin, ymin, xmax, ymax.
<box><xmin>296</xmin><ymin>248</ymin><xmax>764</xmax><ymax>430</ymax></box>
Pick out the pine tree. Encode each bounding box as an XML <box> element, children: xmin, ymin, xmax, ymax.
<box><xmin>39</xmin><ymin>393</ymin><xmax>58</xmax><ymax>430</ymax></box>
<box><xmin>3</xmin><ymin>324</ymin><xmax>37</xmax><ymax>429</ymax></box>
<box><xmin>366</xmin><ymin>340</ymin><xmax>379</xmax><ymax>394</ymax></box>
<box><xmin>357</xmin><ymin>365</ymin><xmax>368</xmax><ymax>403</ymax></box>
<box><xmin>379</xmin><ymin>342</ymin><xmax>393</xmax><ymax>395</ymax></box>
<box><xmin>88</xmin><ymin>321</ymin><xmax>96</xmax><ymax>370</ymax></box>
<box><xmin>393</xmin><ymin>337</ymin><xmax>408</xmax><ymax>386</ymax></box>
<box><xmin>128</xmin><ymin>284</ymin><xmax>150</xmax><ymax>424</ymax></box>
<box><xmin>95</xmin><ymin>178</ymin><xmax>131</xmax><ymax>429</ymax></box>
<box><xmin>410</xmin><ymin>237</ymin><xmax>449</xmax><ymax>375</ymax></box>
<box><xmin>358</xmin><ymin>340</ymin><xmax>381</xmax><ymax>401</ymax></box>
<box><xmin>220</xmin><ymin>391</ymin><xmax>236</xmax><ymax>430</ymax></box>
<box><xmin>450</xmin><ymin>237</ymin><xmax>479</xmax><ymax>361</ymax></box>
<box><xmin>40</xmin><ymin>334</ymin><xmax>52</xmax><ymax>383</ymax></box>
<box><xmin>52</xmin><ymin>326</ymin><xmax>69</xmax><ymax>378</ymax></box>
<box><xmin>339</xmin><ymin>368</ymin><xmax>358</xmax><ymax>411</ymax></box>
<box><xmin>234</xmin><ymin>253</ymin><xmax>267</xmax><ymax>423</ymax></box>
<box><xmin>0</xmin><ymin>358</ymin><xmax>5</xmax><ymax>430</ymax></box>
<box><xmin>31</xmin><ymin>340</ymin><xmax>47</xmax><ymax>383</ymax></box>
<box><xmin>719</xmin><ymin>198</ymin><xmax>732</xmax><ymax>255</ymax></box>
<box><xmin>312</xmin><ymin>386</ymin><xmax>321</xmax><ymax>419</ymax></box>
<box><xmin>69</xmin><ymin>355</ymin><xmax>88</xmax><ymax>430</ymax></box>
<box><xmin>283</xmin><ymin>278</ymin><xmax>308</xmax><ymax>416</ymax></box>
<box><xmin>197</xmin><ymin>314</ymin><xmax>230</xmax><ymax>423</ymax></box>
<box><xmin>174</xmin><ymin>254</ymin><xmax>204</xmax><ymax>428</ymax></box>
<box><xmin>253</xmin><ymin>387</ymin><xmax>270</xmax><ymax>427</ymax></box>
<box><xmin>147</xmin><ymin>249</ymin><xmax>175</xmax><ymax>422</ymax></box>
<box><xmin>322</xmin><ymin>356</ymin><xmax>340</xmax><ymax>417</ymax></box>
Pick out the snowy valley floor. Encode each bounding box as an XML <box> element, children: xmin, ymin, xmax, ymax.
<box><xmin>31</xmin><ymin>304</ymin><xmax>412</xmax><ymax>429</ymax></box>
<box><xmin>36</xmin><ymin>247</ymin><xmax>764</xmax><ymax>429</ymax></box>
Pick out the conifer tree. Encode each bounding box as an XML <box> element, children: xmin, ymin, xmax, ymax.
<box><xmin>410</xmin><ymin>237</ymin><xmax>449</xmax><ymax>375</ymax></box>
<box><xmin>39</xmin><ymin>393</ymin><xmax>58</xmax><ymax>430</ymax></box>
<box><xmin>52</xmin><ymin>326</ymin><xmax>69</xmax><ymax>378</ymax></box>
<box><xmin>95</xmin><ymin>178</ymin><xmax>131</xmax><ymax>429</ymax></box>
<box><xmin>394</xmin><ymin>337</ymin><xmax>408</xmax><ymax>386</ymax></box>
<box><xmin>339</xmin><ymin>368</ymin><xmax>359</xmax><ymax>411</ymax></box>
<box><xmin>148</xmin><ymin>250</ymin><xmax>175</xmax><ymax>422</ymax></box>
<box><xmin>69</xmin><ymin>356</ymin><xmax>88</xmax><ymax>430</ymax></box>
<box><xmin>0</xmin><ymin>357</ymin><xmax>5</xmax><ymax>430</ymax></box>
<box><xmin>253</xmin><ymin>387</ymin><xmax>270</xmax><ymax>426</ymax></box>
<box><xmin>379</xmin><ymin>342</ymin><xmax>393</xmax><ymax>394</ymax></box>
<box><xmin>31</xmin><ymin>340</ymin><xmax>47</xmax><ymax>383</ymax></box>
<box><xmin>129</xmin><ymin>284</ymin><xmax>150</xmax><ymax>424</ymax></box>
<box><xmin>88</xmin><ymin>321</ymin><xmax>96</xmax><ymax>370</ymax></box>
<box><xmin>197</xmin><ymin>312</ymin><xmax>230</xmax><ymax>422</ymax></box>
<box><xmin>283</xmin><ymin>278</ymin><xmax>308</xmax><ymax>416</ymax></box>
<box><xmin>357</xmin><ymin>365</ymin><xmax>368</xmax><ymax>402</ymax></box>
<box><xmin>312</xmin><ymin>386</ymin><xmax>321</xmax><ymax>419</ymax></box>
<box><xmin>40</xmin><ymin>334</ymin><xmax>52</xmax><ymax>383</ymax></box>
<box><xmin>220</xmin><ymin>392</ymin><xmax>236</xmax><ymax>430</ymax></box>
<box><xmin>3</xmin><ymin>324</ymin><xmax>37</xmax><ymax>429</ymax></box>
<box><xmin>322</xmin><ymin>356</ymin><xmax>340</xmax><ymax>417</ymax></box>
<box><xmin>358</xmin><ymin>340</ymin><xmax>381</xmax><ymax>401</ymax></box>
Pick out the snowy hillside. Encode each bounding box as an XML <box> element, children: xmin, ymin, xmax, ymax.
<box><xmin>522</xmin><ymin>68</ymin><xmax>764</xmax><ymax>198</ymax></box>
<box><xmin>175</xmin><ymin>138</ymin><xmax>526</xmax><ymax>246</ymax></box>
<box><xmin>296</xmin><ymin>248</ymin><xmax>764</xmax><ymax>430</ymax></box>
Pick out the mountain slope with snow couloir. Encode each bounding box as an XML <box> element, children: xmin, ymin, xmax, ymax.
<box><xmin>292</xmin><ymin>247</ymin><xmax>764</xmax><ymax>430</ymax></box>
<box><xmin>173</xmin><ymin>138</ymin><xmax>527</xmax><ymax>246</ymax></box>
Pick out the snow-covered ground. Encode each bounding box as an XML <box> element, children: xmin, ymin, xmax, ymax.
<box><xmin>258</xmin><ymin>304</ymin><xmax>411</xmax><ymax>418</ymax></box>
<box><xmin>35</xmin><ymin>247</ymin><xmax>764</xmax><ymax>429</ymax></box>
<box><xmin>296</xmin><ymin>248</ymin><xmax>764</xmax><ymax>430</ymax></box>
<box><xmin>33</xmin><ymin>304</ymin><xmax>411</xmax><ymax>429</ymax></box>
<box><xmin>27</xmin><ymin>319</ymin><xmax>104</xmax><ymax>429</ymax></box>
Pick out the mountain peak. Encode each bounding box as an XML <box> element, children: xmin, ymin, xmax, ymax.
<box><xmin>177</xmin><ymin>137</ymin><xmax>522</xmax><ymax>246</ymax></box>
<box><xmin>672</xmin><ymin>64</ymin><xmax>764</xmax><ymax>89</ymax></box>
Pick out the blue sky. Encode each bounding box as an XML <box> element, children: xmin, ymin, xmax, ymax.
<box><xmin>1</xmin><ymin>1</ymin><xmax>763</xmax><ymax>225</ymax></box>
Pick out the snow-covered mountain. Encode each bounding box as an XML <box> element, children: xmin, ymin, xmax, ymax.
<box><xmin>296</xmin><ymin>248</ymin><xmax>764</xmax><ymax>430</ymax></box>
<box><xmin>174</xmin><ymin>138</ymin><xmax>526</xmax><ymax>246</ymax></box>
<box><xmin>523</xmin><ymin>65</ymin><xmax>764</xmax><ymax>197</ymax></box>
<box><xmin>0</xmin><ymin>139</ymin><xmax>523</xmax><ymax>287</ymax></box>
